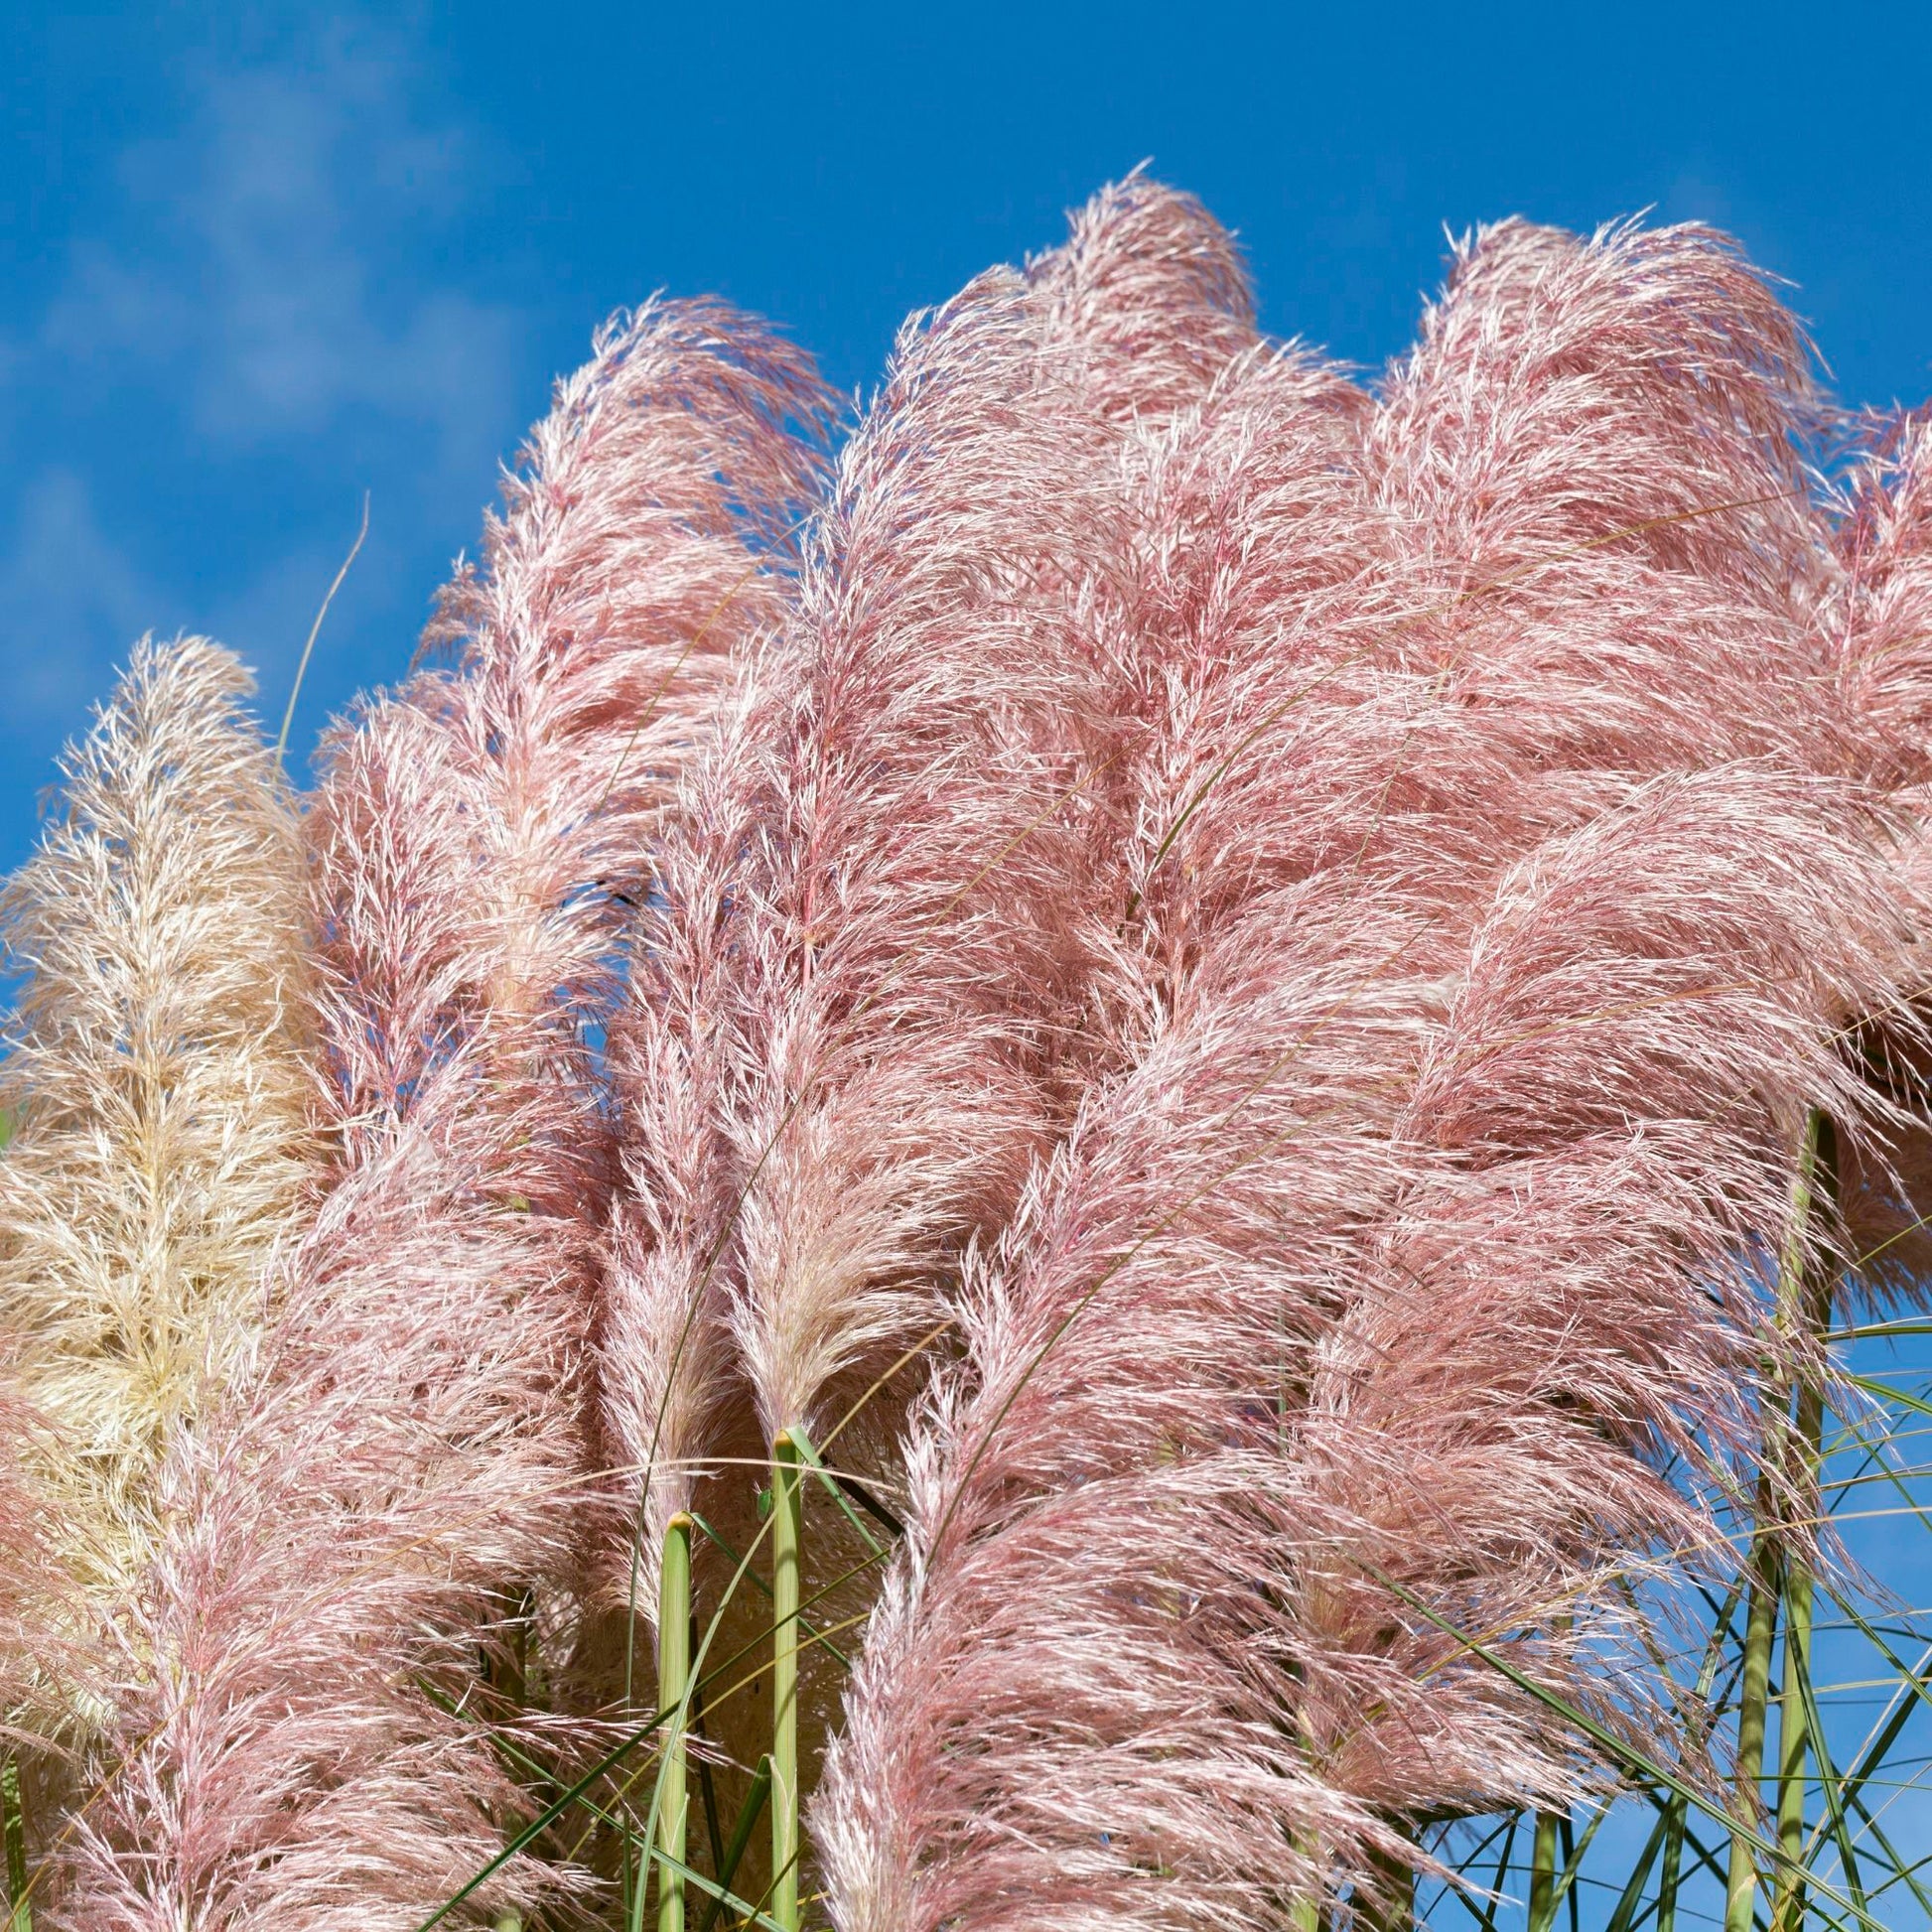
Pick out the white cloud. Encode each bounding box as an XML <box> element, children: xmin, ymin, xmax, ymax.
<box><xmin>41</xmin><ymin>31</ymin><xmax>518</xmax><ymax>475</ymax></box>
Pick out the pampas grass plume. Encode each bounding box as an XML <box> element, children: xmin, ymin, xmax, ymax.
<box><xmin>59</xmin><ymin>304</ymin><xmax>828</xmax><ymax>1928</ymax></box>
<box><xmin>0</xmin><ymin>635</ymin><xmax>316</xmax><ymax>1720</ymax></box>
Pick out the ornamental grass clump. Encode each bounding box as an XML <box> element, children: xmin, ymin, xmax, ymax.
<box><xmin>819</xmin><ymin>217</ymin><xmax>1929</xmax><ymax>1932</ymax></box>
<box><xmin>2</xmin><ymin>180</ymin><xmax>1930</xmax><ymax>1932</ymax></box>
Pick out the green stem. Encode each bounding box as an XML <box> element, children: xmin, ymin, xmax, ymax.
<box><xmin>1529</xmin><ymin>1804</ymin><xmax>1562</xmax><ymax>1932</ymax></box>
<box><xmin>1726</xmin><ymin>1109</ymin><xmax>1830</xmax><ymax>1932</ymax></box>
<box><xmin>2</xmin><ymin>1756</ymin><xmax>28</xmax><ymax>1932</ymax></box>
<box><xmin>1529</xmin><ymin>1611</ymin><xmax>1573</xmax><ymax>1932</ymax></box>
<box><xmin>657</xmin><ymin>1513</ymin><xmax>694</xmax><ymax>1932</ymax></box>
<box><xmin>1772</xmin><ymin>1554</ymin><xmax>1816</xmax><ymax>1932</ymax></box>
<box><xmin>1656</xmin><ymin>1791</ymin><xmax>1687</xmax><ymax>1932</ymax></box>
<box><xmin>770</xmin><ymin>1432</ymin><xmax>803</xmax><ymax>1932</ymax></box>
<box><xmin>1363</xmin><ymin>1834</ymin><xmax>1414</xmax><ymax>1932</ymax></box>
<box><xmin>1773</xmin><ymin>1141</ymin><xmax>1836</xmax><ymax>1932</ymax></box>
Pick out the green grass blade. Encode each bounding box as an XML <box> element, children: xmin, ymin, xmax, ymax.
<box><xmin>1352</xmin><ymin>1561</ymin><xmax>1887</xmax><ymax>1932</ymax></box>
<box><xmin>695</xmin><ymin>1756</ymin><xmax>771</xmax><ymax>1932</ymax></box>
<box><xmin>786</xmin><ymin>1424</ymin><xmax>893</xmax><ymax>1558</ymax></box>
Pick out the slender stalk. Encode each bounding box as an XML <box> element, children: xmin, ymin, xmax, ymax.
<box><xmin>1288</xmin><ymin>1880</ymin><xmax>1319</xmax><ymax>1932</ymax></box>
<box><xmin>1773</xmin><ymin>1120</ymin><xmax>1837</xmax><ymax>1932</ymax></box>
<box><xmin>2</xmin><ymin>1756</ymin><xmax>28</xmax><ymax>1932</ymax></box>
<box><xmin>770</xmin><ymin>1432</ymin><xmax>804</xmax><ymax>1932</ymax></box>
<box><xmin>1363</xmin><ymin>1835</ymin><xmax>1414</xmax><ymax>1932</ymax></box>
<box><xmin>1529</xmin><ymin>1611</ymin><xmax>1574</xmax><ymax>1932</ymax></box>
<box><xmin>690</xmin><ymin>1662</ymin><xmax>727</xmax><ymax>1882</ymax></box>
<box><xmin>1529</xmin><ymin>1804</ymin><xmax>1562</xmax><ymax>1932</ymax></box>
<box><xmin>1656</xmin><ymin>1791</ymin><xmax>1687</xmax><ymax>1932</ymax></box>
<box><xmin>657</xmin><ymin>1513</ymin><xmax>694</xmax><ymax>1932</ymax></box>
<box><xmin>1379</xmin><ymin>1860</ymin><xmax>1414</xmax><ymax>1932</ymax></box>
<box><xmin>1726</xmin><ymin>1109</ymin><xmax>1829</xmax><ymax>1932</ymax></box>
<box><xmin>1771</xmin><ymin>1558</ymin><xmax>1816</xmax><ymax>1932</ymax></box>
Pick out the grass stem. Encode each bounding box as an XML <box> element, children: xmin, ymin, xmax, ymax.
<box><xmin>770</xmin><ymin>1431</ymin><xmax>804</xmax><ymax>1932</ymax></box>
<box><xmin>1773</xmin><ymin>1118</ymin><xmax>1837</xmax><ymax>1932</ymax></box>
<box><xmin>1363</xmin><ymin>1835</ymin><xmax>1414</xmax><ymax>1932</ymax></box>
<box><xmin>657</xmin><ymin>1513</ymin><xmax>694</xmax><ymax>1932</ymax></box>
<box><xmin>2</xmin><ymin>1756</ymin><xmax>28</xmax><ymax>1932</ymax></box>
<box><xmin>1656</xmin><ymin>1791</ymin><xmax>1687</xmax><ymax>1932</ymax></box>
<box><xmin>1529</xmin><ymin>1804</ymin><xmax>1562</xmax><ymax>1932</ymax></box>
<box><xmin>1725</xmin><ymin>1107</ymin><xmax>1830</xmax><ymax>1932</ymax></box>
<box><xmin>1530</xmin><ymin>1613</ymin><xmax>1574</xmax><ymax>1932</ymax></box>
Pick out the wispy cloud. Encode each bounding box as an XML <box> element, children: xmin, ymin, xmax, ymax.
<box><xmin>42</xmin><ymin>32</ymin><xmax>517</xmax><ymax>466</ymax></box>
<box><xmin>0</xmin><ymin>19</ymin><xmax>527</xmax><ymax>849</ymax></box>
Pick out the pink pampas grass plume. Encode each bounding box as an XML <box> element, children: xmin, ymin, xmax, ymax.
<box><xmin>817</xmin><ymin>880</ymin><xmax>1433</xmax><ymax>1932</ymax></box>
<box><xmin>1275</xmin><ymin>223</ymin><xmax>1909</xmax><ymax>1874</ymax></box>
<box><xmin>730</xmin><ymin>181</ymin><xmax>1259</xmax><ymax>1445</ymax></box>
<box><xmin>1814</xmin><ymin>410</ymin><xmax>1932</xmax><ymax>1286</ymax></box>
<box><xmin>1292</xmin><ymin>768</ymin><xmax>1921</xmax><ymax>1845</ymax></box>
<box><xmin>58</xmin><ymin>304</ymin><xmax>828</xmax><ymax>1930</ymax></box>
<box><xmin>0</xmin><ymin>637</ymin><xmax>317</xmax><ymax>1733</ymax></box>
<box><xmin>815</xmin><ymin>327</ymin><xmax>1449</xmax><ymax>1929</ymax></box>
<box><xmin>598</xmin><ymin>180</ymin><xmax>1259</xmax><ymax>1607</ymax></box>
<box><xmin>1365</xmin><ymin>218</ymin><xmax>1838</xmax><ymax>811</ymax></box>
<box><xmin>726</xmin><ymin>180</ymin><xmax>1258</xmax><ymax>1443</ymax></box>
<box><xmin>1828</xmin><ymin>409</ymin><xmax>1932</xmax><ymax>790</ymax></box>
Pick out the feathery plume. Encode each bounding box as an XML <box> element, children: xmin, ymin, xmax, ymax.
<box><xmin>0</xmin><ymin>636</ymin><xmax>316</xmax><ymax>1728</ymax></box>
<box><xmin>1826</xmin><ymin>411</ymin><xmax>1932</xmax><ymax>789</ymax></box>
<box><xmin>1814</xmin><ymin>413</ymin><xmax>1932</xmax><ymax>1282</ymax></box>
<box><xmin>727</xmin><ymin>180</ymin><xmax>1258</xmax><ymax>1443</ymax></box>
<box><xmin>59</xmin><ymin>305</ymin><xmax>828</xmax><ymax>1929</ymax></box>
<box><xmin>1365</xmin><ymin>217</ymin><xmax>1836</xmax><ymax>807</ymax></box>
<box><xmin>817</xmin><ymin>313</ymin><xmax>1444</xmax><ymax>1929</ymax></box>
<box><xmin>1293</xmin><ymin>770</ymin><xmax>1919</xmax><ymax>1848</ymax></box>
<box><xmin>819</xmin><ymin>880</ymin><xmax>1432</xmax><ymax>1932</ymax></box>
<box><xmin>600</xmin><ymin>179</ymin><xmax>1260</xmax><ymax>1591</ymax></box>
<box><xmin>1282</xmin><ymin>220</ymin><xmax>1896</xmax><ymax>1883</ymax></box>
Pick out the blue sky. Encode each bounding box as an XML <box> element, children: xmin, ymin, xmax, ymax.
<box><xmin>3</xmin><ymin>2</ymin><xmax>1930</xmax><ymax>871</ymax></box>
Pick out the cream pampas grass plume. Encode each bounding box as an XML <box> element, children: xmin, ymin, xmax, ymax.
<box><xmin>0</xmin><ymin>636</ymin><xmax>316</xmax><ymax>1730</ymax></box>
<box><xmin>58</xmin><ymin>305</ymin><xmax>828</xmax><ymax>1930</ymax></box>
